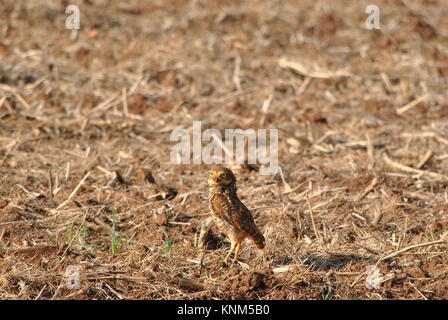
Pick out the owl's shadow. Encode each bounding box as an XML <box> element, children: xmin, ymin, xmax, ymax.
<box><xmin>200</xmin><ymin>229</ymin><xmax>377</xmax><ymax>271</ymax></box>
<box><xmin>273</xmin><ymin>253</ymin><xmax>377</xmax><ymax>271</ymax></box>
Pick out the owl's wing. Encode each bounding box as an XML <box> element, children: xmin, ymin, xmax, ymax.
<box><xmin>210</xmin><ymin>192</ymin><xmax>259</xmax><ymax>236</ymax></box>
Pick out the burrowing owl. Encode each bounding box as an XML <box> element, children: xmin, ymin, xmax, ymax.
<box><xmin>208</xmin><ymin>167</ymin><xmax>265</xmax><ymax>264</ymax></box>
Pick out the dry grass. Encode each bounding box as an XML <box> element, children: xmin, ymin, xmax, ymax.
<box><xmin>0</xmin><ymin>0</ymin><xmax>447</xmax><ymax>300</ymax></box>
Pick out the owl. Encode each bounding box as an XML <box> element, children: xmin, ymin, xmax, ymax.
<box><xmin>208</xmin><ymin>167</ymin><xmax>265</xmax><ymax>264</ymax></box>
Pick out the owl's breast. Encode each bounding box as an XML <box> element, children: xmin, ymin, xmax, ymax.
<box><xmin>209</xmin><ymin>192</ymin><xmax>238</xmax><ymax>235</ymax></box>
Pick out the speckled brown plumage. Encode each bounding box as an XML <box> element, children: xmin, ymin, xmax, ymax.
<box><xmin>208</xmin><ymin>167</ymin><xmax>265</xmax><ymax>264</ymax></box>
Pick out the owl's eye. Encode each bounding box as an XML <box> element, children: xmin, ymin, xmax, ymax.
<box><xmin>209</xmin><ymin>172</ymin><xmax>215</xmax><ymax>177</ymax></box>
<box><xmin>221</xmin><ymin>173</ymin><xmax>227</xmax><ymax>178</ymax></box>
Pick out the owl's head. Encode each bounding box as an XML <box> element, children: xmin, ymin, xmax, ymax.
<box><xmin>208</xmin><ymin>167</ymin><xmax>236</xmax><ymax>187</ymax></box>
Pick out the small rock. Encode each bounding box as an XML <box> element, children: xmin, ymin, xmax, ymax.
<box><xmin>0</xmin><ymin>199</ymin><xmax>9</xmax><ymax>209</ymax></box>
<box><xmin>153</xmin><ymin>215</ymin><xmax>168</xmax><ymax>226</ymax></box>
<box><xmin>441</xmin><ymin>231</ymin><xmax>448</xmax><ymax>242</ymax></box>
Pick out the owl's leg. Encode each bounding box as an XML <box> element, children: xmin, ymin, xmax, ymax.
<box><xmin>233</xmin><ymin>242</ymin><xmax>241</xmax><ymax>263</ymax></box>
<box><xmin>223</xmin><ymin>241</ymin><xmax>236</xmax><ymax>265</ymax></box>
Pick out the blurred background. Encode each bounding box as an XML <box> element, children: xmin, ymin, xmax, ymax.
<box><xmin>0</xmin><ymin>0</ymin><xmax>447</xmax><ymax>300</ymax></box>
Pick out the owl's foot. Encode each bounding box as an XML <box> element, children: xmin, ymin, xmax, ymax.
<box><xmin>220</xmin><ymin>259</ymin><xmax>237</xmax><ymax>268</ymax></box>
<box><xmin>222</xmin><ymin>241</ymin><xmax>241</xmax><ymax>266</ymax></box>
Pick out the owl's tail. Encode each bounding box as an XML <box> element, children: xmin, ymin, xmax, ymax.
<box><xmin>251</xmin><ymin>231</ymin><xmax>265</xmax><ymax>249</ymax></box>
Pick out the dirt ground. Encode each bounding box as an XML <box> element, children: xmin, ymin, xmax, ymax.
<box><xmin>0</xmin><ymin>0</ymin><xmax>447</xmax><ymax>300</ymax></box>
